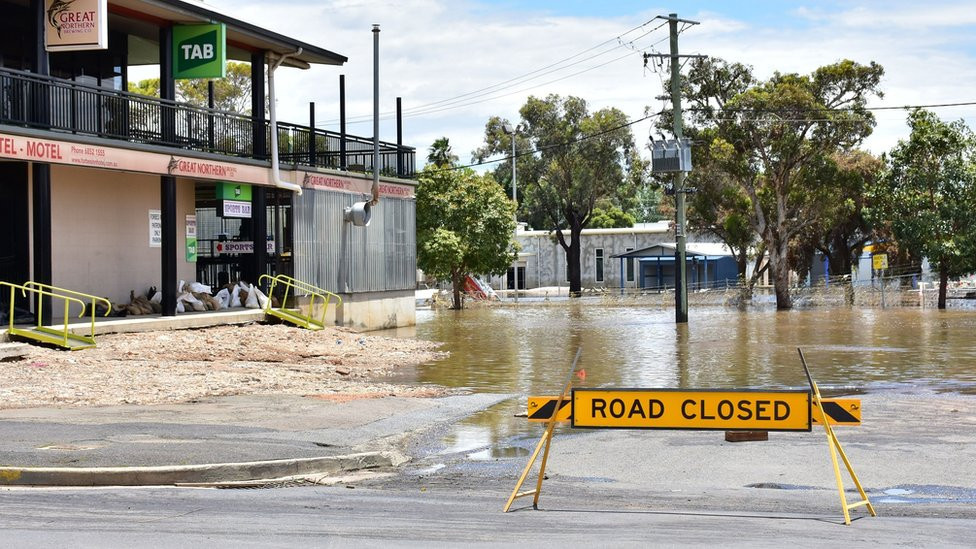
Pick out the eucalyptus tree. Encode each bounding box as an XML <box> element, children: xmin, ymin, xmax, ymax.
<box><xmin>869</xmin><ymin>109</ymin><xmax>976</xmax><ymax>309</ymax></box>
<box><xmin>663</xmin><ymin>58</ymin><xmax>884</xmax><ymax>308</ymax></box>
<box><xmin>788</xmin><ymin>150</ymin><xmax>880</xmax><ymax>283</ymax></box>
<box><xmin>475</xmin><ymin>94</ymin><xmax>639</xmax><ymax>295</ymax></box>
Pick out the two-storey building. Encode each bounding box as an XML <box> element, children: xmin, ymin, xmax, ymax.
<box><xmin>1</xmin><ymin>0</ymin><xmax>417</xmax><ymax>330</ymax></box>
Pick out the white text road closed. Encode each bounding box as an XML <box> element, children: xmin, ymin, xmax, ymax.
<box><xmin>571</xmin><ymin>389</ymin><xmax>811</xmax><ymax>431</ymax></box>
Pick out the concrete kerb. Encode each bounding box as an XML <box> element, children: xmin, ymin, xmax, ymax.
<box><xmin>0</xmin><ymin>450</ymin><xmax>408</xmax><ymax>487</ymax></box>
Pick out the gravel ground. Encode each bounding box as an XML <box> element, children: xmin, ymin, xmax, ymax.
<box><xmin>0</xmin><ymin>323</ymin><xmax>448</xmax><ymax>409</ymax></box>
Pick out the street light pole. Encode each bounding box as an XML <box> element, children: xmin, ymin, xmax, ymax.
<box><xmin>504</xmin><ymin>123</ymin><xmax>520</xmax><ymax>303</ymax></box>
<box><xmin>646</xmin><ymin>14</ymin><xmax>702</xmax><ymax>324</ymax></box>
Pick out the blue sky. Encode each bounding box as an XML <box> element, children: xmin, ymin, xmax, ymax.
<box><xmin>198</xmin><ymin>0</ymin><xmax>976</xmax><ymax>168</ymax></box>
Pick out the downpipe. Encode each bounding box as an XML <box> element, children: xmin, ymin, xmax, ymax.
<box><xmin>268</xmin><ymin>48</ymin><xmax>303</xmax><ymax>195</ymax></box>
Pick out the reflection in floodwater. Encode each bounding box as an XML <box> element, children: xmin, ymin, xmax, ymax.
<box><xmin>386</xmin><ymin>304</ymin><xmax>976</xmax><ymax>451</ymax></box>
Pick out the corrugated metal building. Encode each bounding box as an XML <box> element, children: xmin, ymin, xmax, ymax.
<box><xmin>293</xmin><ymin>180</ymin><xmax>416</xmax><ymax>330</ymax></box>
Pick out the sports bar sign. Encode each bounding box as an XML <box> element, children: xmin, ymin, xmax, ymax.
<box><xmin>45</xmin><ymin>0</ymin><xmax>108</xmax><ymax>51</ymax></box>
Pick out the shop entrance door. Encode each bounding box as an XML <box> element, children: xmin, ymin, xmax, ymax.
<box><xmin>0</xmin><ymin>162</ymin><xmax>31</xmax><ymax>320</ymax></box>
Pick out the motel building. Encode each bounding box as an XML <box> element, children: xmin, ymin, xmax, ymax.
<box><xmin>0</xmin><ymin>0</ymin><xmax>418</xmax><ymax>332</ymax></box>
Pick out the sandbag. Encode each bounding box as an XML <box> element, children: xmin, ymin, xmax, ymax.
<box><xmin>215</xmin><ymin>288</ymin><xmax>231</xmax><ymax>309</ymax></box>
<box><xmin>180</xmin><ymin>292</ymin><xmax>206</xmax><ymax>312</ymax></box>
<box><xmin>244</xmin><ymin>284</ymin><xmax>260</xmax><ymax>309</ymax></box>
<box><xmin>252</xmin><ymin>286</ymin><xmax>270</xmax><ymax>309</ymax></box>
<box><xmin>192</xmin><ymin>291</ymin><xmax>216</xmax><ymax>311</ymax></box>
<box><xmin>189</xmin><ymin>282</ymin><xmax>212</xmax><ymax>294</ymax></box>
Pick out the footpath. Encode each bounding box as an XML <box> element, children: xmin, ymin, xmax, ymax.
<box><xmin>0</xmin><ymin>392</ymin><xmax>511</xmax><ymax>487</ymax></box>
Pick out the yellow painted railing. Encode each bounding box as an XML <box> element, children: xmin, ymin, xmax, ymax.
<box><xmin>258</xmin><ymin>274</ymin><xmax>342</xmax><ymax>330</ymax></box>
<box><xmin>1</xmin><ymin>281</ymin><xmax>112</xmax><ymax>350</ymax></box>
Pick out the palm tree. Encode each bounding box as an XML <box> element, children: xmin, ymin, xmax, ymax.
<box><xmin>427</xmin><ymin>137</ymin><xmax>458</xmax><ymax>168</ymax></box>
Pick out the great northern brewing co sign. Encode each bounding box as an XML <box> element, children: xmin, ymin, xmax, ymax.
<box><xmin>45</xmin><ymin>0</ymin><xmax>108</xmax><ymax>51</ymax></box>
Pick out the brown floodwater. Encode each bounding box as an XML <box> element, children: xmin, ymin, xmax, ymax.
<box><xmin>383</xmin><ymin>302</ymin><xmax>976</xmax><ymax>454</ymax></box>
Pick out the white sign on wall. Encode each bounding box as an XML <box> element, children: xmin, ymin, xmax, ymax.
<box><xmin>149</xmin><ymin>210</ymin><xmax>161</xmax><ymax>248</ymax></box>
<box><xmin>221</xmin><ymin>200</ymin><xmax>252</xmax><ymax>218</ymax></box>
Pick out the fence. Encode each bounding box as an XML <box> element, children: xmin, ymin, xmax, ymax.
<box><xmin>562</xmin><ymin>272</ymin><xmax>976</xmax><ymax>310</ymax></box>
<box><xmin>0</xmin><ymin>66</ymin><xmax>415</xmax><ymax>177</ymax></box>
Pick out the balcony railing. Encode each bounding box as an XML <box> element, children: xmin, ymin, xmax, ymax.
<box><xmin>0</xmin><ymin>66</ymin><xmax>415</xmax><ymax>178</ymax></box>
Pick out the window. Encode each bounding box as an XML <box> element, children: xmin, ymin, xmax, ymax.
<box><xmin>626</xmin><ymin>247</ymin><xmax>635</xmax><ymax>282</ymax></box>
<box><xmin>595</xmin><ymin>248</ymin><xmax>604</xmax><ymax>283</ymax></box>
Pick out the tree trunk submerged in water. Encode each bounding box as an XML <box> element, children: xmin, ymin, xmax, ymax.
<box><xmin>845</xmin><ymin>280</ymin><xmax>856</xmax><ymax>306</ymax></box>
<box><xmin>938</xmin><ymin>268</ymin><xmax>948</xmax><ymax>310</ymax></box>
<box><xmin>451</xmin><ymin>270</ymin><xmax>465</xmax><ymax>310</ymax></box>
<box><xmin>766</xmin><ymin>239</ymin><xmax>792</xmax><ymax>310</ymax></box>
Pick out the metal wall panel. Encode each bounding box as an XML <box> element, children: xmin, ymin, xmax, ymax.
<box><xmin>293</xmin><ymin>187</ymin><xmax>415</xmax><ymax>294</ymax></box>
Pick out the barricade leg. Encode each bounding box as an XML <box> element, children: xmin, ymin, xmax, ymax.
<box><xmin>800</xmin><ymin>349</ymin><xmax>876</xmax><ymax>525</ymax></box>
<box><xmin>503</xmin><ymin>423</ymin><xmax>555</xmax><ymax>512</ymax></box>
<box><xmin>504</xmin><ymin>348</ymin><xmax>582</xmax><ymax>512</ymax></box>
<box><xmin>824</xmin><ymin>420</ymin><xmax>876</xmax><ymax>523</ymax></box>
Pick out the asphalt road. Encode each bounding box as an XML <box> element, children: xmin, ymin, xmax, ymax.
<box><xmin>0</xmin><ymin>484</ymin><xmax>971</xmax><ymax>547</ymax></box>
<box><xmin>1</xmin><ymin>393</ymin><xmax>972</xmax><ymax>546</ymax></box>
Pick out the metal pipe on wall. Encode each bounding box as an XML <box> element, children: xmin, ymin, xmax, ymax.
<box><xmin>371</xmin><ymin>24</ymin><xmax>380</xmax><ymax>205</ymax></box>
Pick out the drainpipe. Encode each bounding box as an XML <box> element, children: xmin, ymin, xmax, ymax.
<box><xmin>268</xmin><ymin>49</ymin><xmax>304</xmax><ymax>195</ymax></box>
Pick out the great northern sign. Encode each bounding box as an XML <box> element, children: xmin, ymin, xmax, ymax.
<box><xmin>45</xmin><ymin>0</ymin><xmax>108</xmax><ymax>52</ymax></box>
<box><xmin>571</xmin><ymin>389</ymin><xmax>812</xmax><ymax>431</ymax></box>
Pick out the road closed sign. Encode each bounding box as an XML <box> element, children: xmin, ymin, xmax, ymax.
<box><xmin>571</xmin><ymin>389</ymin><xmax>811</xmax><ymax>431</ymax></box>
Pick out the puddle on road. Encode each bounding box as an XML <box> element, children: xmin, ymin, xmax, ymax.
<box><xmin>438</xmin><ymin>405</ymin><xmax>537</xmax><ymax>461</ymax></box>
<box><xmin>874</xmin><ymin>484</ymin><xmax>976</xmax><ymax>504</ymax></box>
<box><xmin>466</xmin><ymin>446</ymin><xmax>530</xmax><ymax>460</ymax></box>
<box><xmin>36</xmin><ymin>441</ymin><xmax>105</xmax><ymax>451</ymax></box>
<box><xmin>746</xmin><ymin>482</ymin><xmax>824</xmax><ymax>491</ymax></box>
<box><xmin>748</xmin><ymin>482</ymin><xmax>976</xmax><ymax>504</ymax></box>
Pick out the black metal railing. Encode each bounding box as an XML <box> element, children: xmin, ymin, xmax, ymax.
<box><xmin>0</xmin><ymin>66</ymin><xmax>415</xmax><ymax>178</ymax></box>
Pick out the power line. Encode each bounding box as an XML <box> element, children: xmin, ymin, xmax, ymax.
<box><xmin>426</xmin><ymin>110</ymin><xmax>663</xmax><ymax>173</ymax></box>
<box><xmin>395</xmin><ymin>50</ymin><xmax>644</xmax><ymax>121</ymax></box>
<box><xmin>684</xmin><ymin>100</ymin><xmax>976</xmax><ymax>115</ymax></box>
<box><xmin>329</xmin><ymin>48</ymin><xmax>647</xmax><ymax>127</ymax></box>
<box><xmin>319</xmin><ymin>19</ymin><xmax>669</xmax><ymax>126</ymax></box>
<box><xmin>391</xmin><ymin>26</ymin><xmax>664</xmax><ymax>119</ymax></box>
<box><xmin>398</xmin><ymin>19</ymin><xmax>669</xmax><ymax>116</ymax></box>
<box><xmin>423</xmin><ymin>98</ymin><xmax>976</xmax><ymax>173</ymax></box>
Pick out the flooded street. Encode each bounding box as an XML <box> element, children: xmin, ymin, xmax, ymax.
<box><xmin>384</xmin><ymin>303</ymin><xmax>976</xmax><ymax>452</ymax></box>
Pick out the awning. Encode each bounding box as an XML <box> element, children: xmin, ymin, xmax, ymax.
<box><xmin>111</xmin><ymin>0</ymin><xmax>347</xmax><ymax>68</ymax></box>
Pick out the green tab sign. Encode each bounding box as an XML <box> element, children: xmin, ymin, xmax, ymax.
<box><xmin>173</xmin><ymin>24</ymin><xmax>226</xmax><ymax>79</ymax></box>
<box><xmin>216</xmin><ymin>182</ymin><xmax>252</xmax><ymax>201</ymax></box>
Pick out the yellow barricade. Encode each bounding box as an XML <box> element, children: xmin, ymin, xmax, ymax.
<box><xmin>507</xmin><ymin>349</ymin><xmax>876</xmax><ymax>526</ymax></box>
<box><xmin>527</xmin><ymin>395</ymin><xmax>861</xmax><ymax>426</ymax></box>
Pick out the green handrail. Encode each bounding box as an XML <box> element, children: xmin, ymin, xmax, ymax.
<box><xmin>258</xmin><ymin>274</ymin><xmax>342</xmax><ymax>330</ymax></box>
<box><xmin>1</xmin><ymin>281</ymin><xmax>111</xmax><ymax>349</ymax></box>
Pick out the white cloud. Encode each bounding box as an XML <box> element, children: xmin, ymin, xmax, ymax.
<box><xmin>198</xmin><ymin>0</ymin><xmax>976</xmax><ymax>166</ymax></box>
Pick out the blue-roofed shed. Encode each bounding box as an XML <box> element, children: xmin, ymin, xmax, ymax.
<box><xmin>611</xmin><ymin>243</ymin><xmax>739</xmax><ymax>290</ymax></box>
